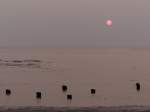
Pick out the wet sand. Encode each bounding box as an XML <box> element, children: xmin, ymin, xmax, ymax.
<box><xmin>0</xmin><ymin>48</ymin><xmax>150</xmax><ymax>107</ymax></box>
<box><xmin>1</xmin><ymin>106</ymin><xmax>150</xmax><ymax>112</ymax></box>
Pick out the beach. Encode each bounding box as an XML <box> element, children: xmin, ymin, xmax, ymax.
<box><xmin>0</xmin><ymin>48</ymin><xmax>150</xmax><ymax>107</ymax></box>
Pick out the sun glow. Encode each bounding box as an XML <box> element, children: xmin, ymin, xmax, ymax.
<box><xmin>106</xmin><ymin>19</ymin><xmax>112</xmax><ymax>26</ymax></box>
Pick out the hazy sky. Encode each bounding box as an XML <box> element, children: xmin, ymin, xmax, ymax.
<box><xmin>0</xmin><ymin>0</ymin><xmax>150</xmax><ymax>47</ymax></box>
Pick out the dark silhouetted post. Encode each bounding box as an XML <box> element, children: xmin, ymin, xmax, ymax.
<box><xmin>67</xmin><ymin>94</ymin><xmax>72</xmax><ymax>100</ymax></box>
<box><xmin>62</xmin><ymin>85</ymin><xmax>68</xmax><ymax>92</ymax></box>
<box><xmin>91</xmin><ymin>89</ymin><xmax>96</xmax><ymax>95</ymax></box>
<box><xmin>5</xmin><ymin>89</ymin><xmax>11</xmax><ymax>96</ymax></box>
<box><xmin>36</xmin><ymin>92</ymin><xmax>42</xmax><ymax>99</ymax></box>
<box><xmin>136</xmin><ymin>82</ymin><xmax>141</xmax><ymax>92</ymax></box>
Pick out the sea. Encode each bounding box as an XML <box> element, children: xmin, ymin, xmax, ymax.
<box><xmin>1</xmin><ymin>47</ymin><xmax>150</xmax><ymax>111</ymax></box>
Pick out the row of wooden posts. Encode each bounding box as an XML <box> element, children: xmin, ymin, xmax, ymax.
<box><xmin>4</xmin><ymin>82</ymin><xmax>141</xmax><ymax>100</ymax></box>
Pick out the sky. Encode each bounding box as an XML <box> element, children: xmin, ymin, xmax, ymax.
<box><xmin>0</xmin><ymin>0</ymin><xmax>150</xmax><ymax>47</ymax></box>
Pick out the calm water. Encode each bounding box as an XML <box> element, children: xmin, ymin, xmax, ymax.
<box><xmin>0</xmin><ymin>48</ymin><xmax>150</xmax><ymax>107</ymax></box>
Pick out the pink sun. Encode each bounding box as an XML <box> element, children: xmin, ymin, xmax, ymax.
<box><xmin>106</xmin><ymin>19</ymin><xmax>112</xmax><ymax>26</ymax></box>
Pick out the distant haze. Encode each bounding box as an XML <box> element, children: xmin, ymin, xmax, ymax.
<box><xmin>0</xmin><ymin>0</ymin><xmax>150</xmax><ymax>47</ymax></box>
